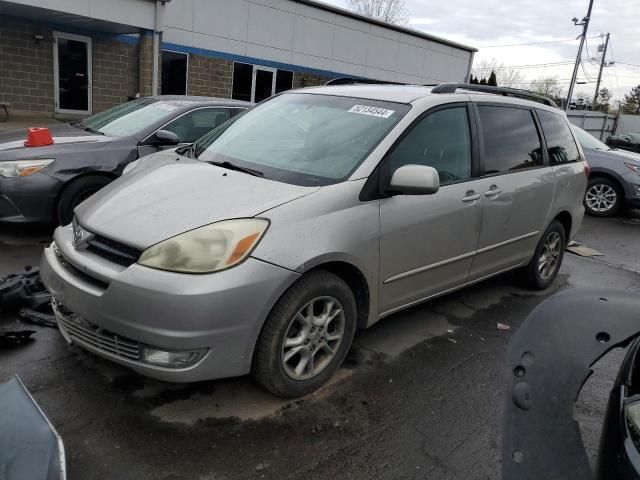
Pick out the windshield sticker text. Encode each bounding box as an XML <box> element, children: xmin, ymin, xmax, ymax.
<box><xmin>348</xmin><ymin>105</ymin><xmax>395</xmax><ymax>118</ymax></box>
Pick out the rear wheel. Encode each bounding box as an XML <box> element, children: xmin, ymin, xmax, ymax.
<box><xmin>252</xmin><ymin>270</ymin><xmax>356</xmax><ymax>398</ymax></box>
<box><xmin>584</xmin><ymin>177</ymin><xmax>623</xmax><ymax>217</ymax></box>
<box><xmin>518</xmin><ymin>220</ymin><xmax>566</xmax><ymax>290</ymax></box>
<box><xmin>56</xmin><ymin>176</ymin><xmax>112</xmax><ymax>226</ymax></box>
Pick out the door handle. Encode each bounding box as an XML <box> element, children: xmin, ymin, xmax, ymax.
<box><xmin>462</xmin><ymin>193</ymin><xmax>481</xmax><ymax>202</ymax></box>
<box><xmin>485</xmin><ymin>187</ymin><xmax>503</xmax><ymax>197</ymax></box>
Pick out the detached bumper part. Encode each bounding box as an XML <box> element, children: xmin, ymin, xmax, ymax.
<box><xmin>0</xmin><ymin>375</ymin><xmax>66</xmax><ymax>480</ymax></box>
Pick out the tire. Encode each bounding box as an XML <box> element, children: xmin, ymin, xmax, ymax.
<box><xmin>518</xmin><ymin>220</ymin><xmax>566</xmax><ymax>290</ymax></box>
<box><xmin>584</xmin><ymin>177</ymin><xmax>623</xmax><ymax>217</ymax></box>
<box><xmin>252</xmin><ymin>270</ymin><xmax>357</xmax><ymax>398</ymax></box>
<box><xmin>56</xmin><ymin>176</ymin><xmax>112</xmax><ymax>226</ymax></box>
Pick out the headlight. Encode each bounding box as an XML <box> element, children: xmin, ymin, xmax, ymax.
<box><xmin>138</xmin><ymin>218</ymin><xmax>269</xmax><ymax>273</ymax></box>
<box><xmin>624</xmin><ymin>163</ymin><xmax>640</xmax><ymax>176</ymax></box>
<box><xmin>0</xmin><ymin>159</ymin><xmax>54</xmax><ymax>177</ymax></box>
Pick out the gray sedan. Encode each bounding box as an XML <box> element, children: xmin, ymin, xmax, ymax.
<box><xmin>573</xmin><ymin>126</ymin><xmax>640</xmax><ymax>216</ymax></box>
<box><xmin>0</xmin><ymin>96</ymin><xmax>249</xmax><ymax>225</ymax></box>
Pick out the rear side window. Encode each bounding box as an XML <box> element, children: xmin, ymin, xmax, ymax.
<box><xmin>478</xmin><ymin>106</ymin><xmax>543</xmax><ymax>174</ymax></box>
<box><xmin>537</xmin><ymin>109</ymin><xmax>581</xmax><ymax>164</ymax></box>
<box><xmin>387</xmin><ymin>106</ymin><xmax>472</xmax><ymax>186</ymax></box>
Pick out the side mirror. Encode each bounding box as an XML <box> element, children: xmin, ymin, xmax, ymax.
<box><xmin>389</xmin><ymin>164</ymin><xmax>440</xmax><ymax>195</ymax></box>
<box><xmin>149</xmin><ymin>129</ymin><xmax>180</xmax><ymax>146</ymax></box>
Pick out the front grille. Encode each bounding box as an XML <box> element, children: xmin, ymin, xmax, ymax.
<box><xmin>53</xmin><ymin>299</ymin><xmax>141</xmax><ymax>361</ymax></box>
<box><xmin>86</xmin><ymin>235</ymin><xmax>142</xmax><ymax>267</ymax></box>
<box><xmin>53</xmin><ymin>244</ymin><xmax>109</xmax><ymax>289</ymax></box>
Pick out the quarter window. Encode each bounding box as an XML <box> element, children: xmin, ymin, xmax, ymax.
<box><xmin>387</xmin><ymin>107</ymin><xmax>472</xmax><ymax>186</ymax></box>
<box><xmin>537</xmin><ymin>109</ymin><xmax>581</xmax><ymax>164</ymax></box>
<box><xmin>478</xmin><ymin>106</ymin><xmax>543</xmax><ymax>174</ymax></box>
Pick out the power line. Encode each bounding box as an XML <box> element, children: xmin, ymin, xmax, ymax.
<box><xmin>480</xmin><ymin>36</ymin><xmax>599</xmax><ymax>48</ymax></box>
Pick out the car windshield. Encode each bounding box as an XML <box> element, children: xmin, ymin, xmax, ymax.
<box><xmin>573</xmin><ymin>126</ymin><xmax>610</xmax><ymax>151</ymax></box>
<box><xmin>79</xmin><ymin>98</ymin><xmax>182</xmax><ymax>137</ymax></box>
<box><xmin>195</xmin><ymin>93</ymin><xmax>410</xmax><ymax>186</ymax></box>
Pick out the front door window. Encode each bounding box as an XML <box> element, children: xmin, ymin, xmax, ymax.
<box><xmin>54</xmin><ymin>32</ymin><xmax>91</xmax><ymax>114</ymax></box>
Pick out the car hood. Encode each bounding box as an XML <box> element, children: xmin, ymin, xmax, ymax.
<box><xmin>0</xmin><ymin>123</ymin><xmax>113</xmax><ymax>158</ymax></box>
<box><xmin>76</xmin><ymin>154</ymin><xmax>320</xmax><ymax>249</ymax></box>
<box><xmin>585</xmin><ymin>147</ymin><xmax>640</xmax><ymax>167</ymax></box>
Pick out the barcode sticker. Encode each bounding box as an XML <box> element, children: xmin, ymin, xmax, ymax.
<box><xmin>348</xmin><ymin>105</ymin><xmax>395</xmax><ymax>118</ymax></box>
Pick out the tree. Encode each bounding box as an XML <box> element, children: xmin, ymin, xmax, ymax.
<box><xmin>529</xmin><ymin>77</ymin><xmax>564</xmax><ymax>104</ymax></box>
<box><xmin>471</xmin><ymin>57</ymin><xmax>525</xmax><ymax>88</ymax></box>
<box><xmin>488</xmin><ymin>71</ymin><xmax>498</xmax><ymax>87</ymax></box>
<box><xmin>595</xmin><ymin>87</ymin><xmax>612</xmax><ymax>112</ymax></box>
<box><xmin>621</xmin><ymin>85</ymin><xmax>640</xmax><ymax>114</ymax></box>
<box><xmin>346</xmin><ymin>0</ymin><xmax>409</xmax><ymax>25</ymax></box>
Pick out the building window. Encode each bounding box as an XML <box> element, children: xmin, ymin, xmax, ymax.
<box><xmin>232</xmin><ymin>62</ymin><xmax>294</xmax><ymax>103</ymax></box>
<box><xmin>161</xmin><ymin>50</ymin><xmax>188</xmax><ymax>95</ymax></box>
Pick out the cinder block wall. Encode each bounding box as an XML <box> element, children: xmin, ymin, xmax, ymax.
<box><xmin>187</xmin><ymin>54</ymin><xmax>232</xmax><ymax>98</ymax></box>
<box><xmin>0</xmin><ymin>19</ymin><xmax>55</xmax><ymax>116</ymax></box>
<box><xmin>0</xmin><ymin>18</ymin><xmax>140</xmax><ymax>117</ymax></box>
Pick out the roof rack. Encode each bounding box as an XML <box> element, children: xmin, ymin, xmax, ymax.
<box><xmin>324</xmin><ymin>77</ymin><xmax>407</xmax><ymax>86</ymax></box>
<box><xmin>431</xmin><ymin>83</ymin><xmax>557</xmax><ymax>107</ymax></box>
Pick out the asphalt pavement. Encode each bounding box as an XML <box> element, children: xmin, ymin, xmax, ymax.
<box><xmin>1</xmin><ymin>212</ymin><xmax>639</xmax><ymax>479</ymax></box>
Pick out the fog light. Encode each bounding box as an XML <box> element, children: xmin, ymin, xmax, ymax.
<box><xmin>141</xmin><ymin>347</ymin><xmax>208</xmax><ymax>368</ymax></box>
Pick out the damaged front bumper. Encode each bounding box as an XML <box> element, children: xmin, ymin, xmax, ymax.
<box><xmin>0</xmin><ymin>375</ymin><xmax>66</xmax><ymax>480</ymax></box>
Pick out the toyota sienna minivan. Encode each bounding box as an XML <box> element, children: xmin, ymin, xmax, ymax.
<box><xmin>41</xmin><ymin>83</ymin><xmax>587</xmax><ymax>397</ymax></box>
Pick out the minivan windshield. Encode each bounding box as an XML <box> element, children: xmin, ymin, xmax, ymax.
<box><xmin>195</xmin><ymin>93</ymin><xmax>410</xmax><ymax>186</ymax></box>
<box><xmin>78</xmin><ymin>98</ymin><xmax>181</xmax><ymax>137</ymax></box>
<box><xmin>573</xmin><ymin>126</ymin><xmax>611</xmax><ymax>151</ymax></box>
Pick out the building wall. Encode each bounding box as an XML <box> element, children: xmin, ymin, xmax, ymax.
<box><xmin>163</xmin><ymin>0</ymin><xmax>474</xmax><ymax>85</ymax></box>
<box><xmin>0</xmin><ymin>18</ymin><xmax>55</xmax><ymax>115</ymax></box>
<box><xmin>187</xmin><ymin>54</ymin><xmax>232</xmax><ymax>98</ymax></box>
<box><xmin>0</xmin><ymin>17</ymin><xmax>140</xmax><ymax>117</ymax></box>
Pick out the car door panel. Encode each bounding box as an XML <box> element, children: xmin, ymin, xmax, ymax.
<box><xmin>470</xmin><ymin>169</ymin><xmax>555</xmax><ymax>280</ymax></box>
<box><xmin>379</xmin><ymin>181</ymin><xmax>483</xmax><ymax>313</ymax></box>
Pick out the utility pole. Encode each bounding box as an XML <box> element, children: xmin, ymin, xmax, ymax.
<box><xmin>566</xmin><ymin>0</ymin><xmax>594</xmax><ymax>111</ymax></box>
<box><xmin>593</xmin><ymin>32</ymin><xmax>610</xmax><ymax>106</ymax></box>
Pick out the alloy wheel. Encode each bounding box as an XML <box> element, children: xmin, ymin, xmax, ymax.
<box><xmin>281</xmin><ymin>296</ymin><xmax>345</xmax><ymax>380</ymax></box>
<box><xmin>538</xmin><ymin>231</ymin><xmax>562</xmax><ymax>280</ymax></box>
<box><xmin>585</xmin><ymin>184</ymin><xmax>617</xmax><ymax>213</ymax></box>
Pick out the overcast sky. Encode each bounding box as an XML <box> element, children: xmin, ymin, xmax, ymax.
<box><xmin>324</xmin><ymin>0</ymin><xmax>640</xmax><ymax>102</ymax></box>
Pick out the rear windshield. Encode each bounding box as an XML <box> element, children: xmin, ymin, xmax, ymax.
<box><xmin>195</xmin><ymin>93</ymin><xmax>410</xmax><ymax>186</ymax></box>
<box><xmin>81</xmin><ymin>98</ymin><xmax>181</xmax><ymax>137</ymax></box>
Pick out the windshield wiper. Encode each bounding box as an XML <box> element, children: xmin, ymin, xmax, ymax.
<box><xmin>207</xmin><ymin>160</ymin><xmax>263</xmax><ymax>177</ymax></box>
<box><xmin>83</xmin><ymin>126</ymin><xmax>104</xmax><ymax>135</ymax></box>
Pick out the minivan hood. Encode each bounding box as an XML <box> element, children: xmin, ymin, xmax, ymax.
<box><xmin>607</xmin><ymin>148</ymin><xmax>640</xmax><ymax>165</ymax></box>
<box><xmin>76</xmin><ymin>155</ymin><xmax>319</xmax><ymax>249</ymax></box>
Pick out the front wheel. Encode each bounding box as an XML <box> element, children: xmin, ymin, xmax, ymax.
<box><xmin>518</xmin><ymin>220</ymin><xmax>566</xmax><ymax>290</ymax></box>
<box><xmin>252</xmin><ymin>271</ymin><xmax>357</xmax><ymax>398</ymax></box>
<box><xmin>584</xmin><ymin>177</ymin><xmax>623</xmax><ymax>217</ymax></box>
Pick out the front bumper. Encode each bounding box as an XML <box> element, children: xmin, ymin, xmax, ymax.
<box><xmin>0</xmin><ymin>174</ymin><xmax>61</xmax><ymax>224</ymax></box>
<box><xmin>40</xmin><ymin>226</ymin><xmax>300</xmax><ymax>382</ymax></box>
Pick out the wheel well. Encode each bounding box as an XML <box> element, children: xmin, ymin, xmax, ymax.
<box><xmin>554</xmin><ymin>211</ymin><xmax>572</xmax><ymax>238</ymax></box>
<box><xmin>310</xmin><ymin>262</ymin><xmax>370</xmax><ymax>330</ymax></box>
<box><xmin>54</xmin><ymin>172</ymin><xmax>117</xmax><ymax>210</ymax></box>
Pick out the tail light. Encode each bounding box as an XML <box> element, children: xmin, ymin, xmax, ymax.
<box><xmin>583</xmin><ymin>160</ymin><xmax>591</xmax><ymax>177</ymax></box>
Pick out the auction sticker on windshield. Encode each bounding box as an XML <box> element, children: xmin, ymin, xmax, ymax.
<box><xmin>348</xmin><ymin>105</ymin><xmax>395</xmax><ymax>118</ymax></box>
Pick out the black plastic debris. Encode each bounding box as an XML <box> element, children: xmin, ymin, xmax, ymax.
<box><xmin>0</xmin><ymin>329</ymin><xmax>35</xmax><ymax>348</ymax></box>
<box><xmin>0</xmin><ymin>266</ymin><xmax>52</xmax><ymax>313</ymax></box>
<box><xmin>19</xmin><ymin>308</ymin><xmax>57</xmax><ymax>328</ymax></box>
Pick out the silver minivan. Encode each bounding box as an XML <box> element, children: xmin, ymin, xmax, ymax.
<box><xmin>41</xmin><ymin>83</ymin><xmax>587</xmax><ymax>397</ymax></box>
